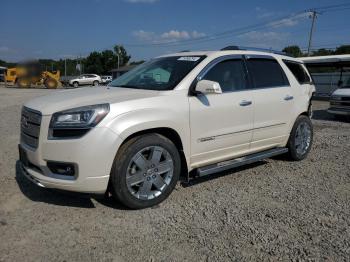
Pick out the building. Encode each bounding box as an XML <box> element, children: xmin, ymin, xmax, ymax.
<box><xmin>300</xmin><ymin>55</ymin><xmax>350</xmax><ymax>97</ymax></box>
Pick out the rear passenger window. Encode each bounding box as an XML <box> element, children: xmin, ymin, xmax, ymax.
<box><xmin>202</xmin><ymin>59</ymin><xmax>248</xmax><ymax>92</ymax></box>
<box><xmin>246</xmin><ymin>58</ymin><xmax>289</xmax><ymax>88</ymax></box>
<box><xmin>283</xmin><ymin>60</ymin><xmax>311</xmax><ymax>84</ymax></box>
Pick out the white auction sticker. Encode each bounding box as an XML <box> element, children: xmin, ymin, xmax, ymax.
<box><xmin>178</xmin><ymin>57</ymin><xmax>201</xmax><ymax>62</ymax></box>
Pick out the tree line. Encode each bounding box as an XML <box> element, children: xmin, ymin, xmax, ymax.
<box><xmin>1</xmin><ymin>44</ymin><xmax>350</xmax><ymax>76</ymax></box>
<box><xmin>282</xmin><ymin>45</ymin><xmax>350</xmax><ymax>58</ymax></box>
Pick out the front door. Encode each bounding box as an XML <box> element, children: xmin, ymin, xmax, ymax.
<box><xmin>189</xmin><ymin>57</ymin><xmax>255</xmax><ymax>168</ymax></box>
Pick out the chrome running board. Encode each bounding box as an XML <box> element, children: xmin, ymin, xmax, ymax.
<box><xmin>197</xmin><ymin>147</ymin><xmax>288</xmax><ymax>177</ymax></box>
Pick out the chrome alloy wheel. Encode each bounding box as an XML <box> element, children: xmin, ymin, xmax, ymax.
<box><xmin>295</xmin><ymin>122</ymin><xmax>312</xmax><ymax>156</ymax></box>
<box><xmin>126</xmin><ymin>146</ymin><xmax>174</xmax><ymax>200</ymax></box>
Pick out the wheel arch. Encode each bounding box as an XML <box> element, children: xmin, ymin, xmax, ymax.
<box><xmin>119</xmin><ymin>127</ymin><xmax>188</xmax><ymax>180</ymax></box>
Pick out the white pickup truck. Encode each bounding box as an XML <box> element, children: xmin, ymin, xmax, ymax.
<box><xmin>328</xmin><ymin>84</ymin><xmax>350</xmax><ymax>119</ymax></box>
<box><xmin>19</xmin><ymin>47</ymin><xmax>315</xmax><ymax>209</ymax></box>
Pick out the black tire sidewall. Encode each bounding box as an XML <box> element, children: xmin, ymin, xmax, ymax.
<box><xmin>288</xmin><ymin>115</ymin><xmax>313</xmax><ymax>161</ymax></box>
<box><xmin>93</xmin><ymin>81</ymin><xmax>99</xmax><ymax>86</ymax></box>
<box><xmin>111</xmin><ymin>134</ymin><xmax>181</xmax><ymax>209</ymax></box>
<box><xmin>45</xmin><ymin>78</ymin><xmax>57</xmax><ymax>89</ymax></box>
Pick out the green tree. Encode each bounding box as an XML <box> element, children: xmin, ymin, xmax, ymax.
<box><xmin>334</xmin><ymin>45</ymin><xmax>350</xmax><ymax>55</ymax></box>
<box><xmin>84</xmin><ymin>51</ymin><xmax>104</xmax><ymax>75</ymax></box>
<box><xmin>312</xmin><ymin>48</ymin><xmax>334</xmax><ymax>56</ymax></box>
<box><xmin>83</xmin><ymin>45</ymin><xmax>131</xmax><ymax>74</ymax></box>
<box><xmin>0</xmin><ymin>59</ymin><xmax>6</xmax><ymax>67</ymax></box>
<box><xmin>282</xmin><ymin>45</ymin><xmax>303</xmax><ymax>57</ymax></box>
<box><xmin>113</xmin><ymin>45</ymin><xmax>131</xmax><ymax>66</ymax></box>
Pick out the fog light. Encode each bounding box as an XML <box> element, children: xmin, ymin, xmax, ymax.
<box><xmin>47</xmin><ymin>161</ymin><xmax>75</xmax><ymax>176</ymax></box>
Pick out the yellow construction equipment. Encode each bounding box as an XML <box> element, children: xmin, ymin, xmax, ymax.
<box><xmin>5</xmin><ymin>62</ymin><xmax>61</xmax><ymax>89</ymax></box>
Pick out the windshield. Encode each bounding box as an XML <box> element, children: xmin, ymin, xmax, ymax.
<box><xmin>342</xmin><ymin>75</ymin><xmax>350</xmax><ymax>88</ymax></box>
<box><xmin>109</xmin><ymin>56</ymin><xmax>206</xmax><ymax>90</ymax></box>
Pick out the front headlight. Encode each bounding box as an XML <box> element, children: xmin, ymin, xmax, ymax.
<box><xmin>49</xmin><ymin>104</ymin><xmax>110</xmax><ymax>138</ymax></box>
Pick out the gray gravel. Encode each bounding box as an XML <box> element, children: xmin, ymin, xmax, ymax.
<box><xmin>0</xmin><ymin>87</ymin><xmax>349</xmax><ymax>262</ymax></box>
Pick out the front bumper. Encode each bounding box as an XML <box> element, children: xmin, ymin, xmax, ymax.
<box><xmin>19</xmin><ymin>116</ymin><xmax>123</xmax><ymax>193</ymax></box>
<box><xmin>328</xmin><ymin>107</ymin><xmax>350</xmax><ymax>116</ymax></box>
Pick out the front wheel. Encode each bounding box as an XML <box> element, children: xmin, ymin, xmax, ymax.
<box><xmin>287</xmin><ymin>115</ymin><xmax>313</xmax><ymax>161</ymax></box>
<box><xmin>93</xmin><ymin>80</ymin><xmax>99</xmax><ymax>86</ymax></box>
<box><xmin>73</xmin><ymin>81</ymin><xmax>79</xmax><ymax>88</ymax></box>
<box><xmin>110</xmin><ymin>134</ymin><xmax>181</xmax><ymax>209</ymax></box>
<box><xmin>44</xmin><ymin>78</ymin><xmax>58</xmax><ymax>89</ymax></box>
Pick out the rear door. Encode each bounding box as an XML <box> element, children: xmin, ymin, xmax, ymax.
<box><xmin>245</xmin><ymin>55</ymin><xmax>294</xmax><ymax>151</ymax></box>
<box><xmin>79</xmin><ymin>75</ymin><xmax>88</xmax><ymax>85</ymax></box>
<box><xmin>189</xmin><ymin>56</ymin><xmax>255</xmax><ymax>167</ymax></box>
<box><xmin>86</xmin><ymin>75</ymin><xmax>95</xmax><ymax>85</ymax></box>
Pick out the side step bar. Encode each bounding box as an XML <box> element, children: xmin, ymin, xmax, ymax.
<box><xmin>197</xmin><ymin>147</ymin><xmax>288</xmax><ymax>177</ymax></box>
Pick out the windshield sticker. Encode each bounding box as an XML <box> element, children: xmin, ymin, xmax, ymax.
<box><xmin>178</xmin><ymin>57</ymin><xmax>201</xmax><ymax>62</ymax></box>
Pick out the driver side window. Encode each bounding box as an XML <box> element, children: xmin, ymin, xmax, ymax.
<box><xmin>202</xmin><ymin>59</ymin><xmax>248</xmax><ymax>92</ymax></box>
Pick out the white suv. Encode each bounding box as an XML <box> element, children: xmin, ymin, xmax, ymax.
<box><xmin>19</xmin><ymin>48</ymin><xmax>315</xmax><ymax>209</ymax></box>
<box><xmin>69</xmin><ymin>74</ymin><xmax>101</xmax><ymax>87</ymax></box>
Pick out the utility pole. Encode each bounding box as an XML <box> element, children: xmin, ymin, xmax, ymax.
<box><xmin>307</xmin><ymin>10</ymin><xmax>319</xmax><ymax>56</ymax></box>
<box><xmin>64</xmin><ymin>58</ymin><xmax>67</xmax><ymax>78</ymax></box>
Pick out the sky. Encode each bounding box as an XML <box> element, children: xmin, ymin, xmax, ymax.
<box><xmin>1</xmin><ymin>0</ymin><xmax>350</xmax><ymax>62</ymax></box>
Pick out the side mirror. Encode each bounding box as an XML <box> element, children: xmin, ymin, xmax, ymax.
<box><xmin>195</xmin><ymin>80</ymin><xmax>222</xmax><ymax>95</ymax></box>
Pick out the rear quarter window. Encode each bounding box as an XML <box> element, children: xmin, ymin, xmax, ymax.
<box><xmin>283</xmin><ymin>60</ymin><xmax>311</xmax><ymax>84</ymax></box>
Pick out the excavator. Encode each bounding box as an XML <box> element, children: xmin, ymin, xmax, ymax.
<box><xmin>5</xmin><ymin>61</ymin><xmax>61</xmax><ymax>89</ymax></box>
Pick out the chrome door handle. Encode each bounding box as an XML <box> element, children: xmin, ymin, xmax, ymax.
<box><xmin>284</xmin><ymin>95</ymin><xmax>294</xmax><ymax>101</ymax></box>
<box><xmin>239</xmin><ymin>100</ymin><xmax>252</xmax><ymax>106</ymax></box>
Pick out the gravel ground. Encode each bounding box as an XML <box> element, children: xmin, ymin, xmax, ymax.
<box><xmin>0</xmin><ymin>87</ymin><xmax>349</xmax><ymax>262</ymax></box>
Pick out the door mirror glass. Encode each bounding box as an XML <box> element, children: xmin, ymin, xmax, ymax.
<box><xmin>195</xmin><ymin>80</ymin><xmax>222</xmax><ymax>95</ymax></box>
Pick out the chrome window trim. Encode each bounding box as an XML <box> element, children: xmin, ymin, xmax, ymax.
<box><xmin>190</xmin><ymin>54</ymin><xmax>291</xmax><ymax>95</ymax></box>
<box><xmin>190</xmin><ymin>55</ymin><xmax>250</xmax><ymax>94</ymax></box>
<box><xmin>197</xmin><ymin>55</ymin><xmax>244</xmax><ymax>81</ymax></box>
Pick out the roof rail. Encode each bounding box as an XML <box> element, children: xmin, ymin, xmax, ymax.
<box><xmin>220</xmin><ymin>45</ymin><xmax>290</xmax><ymax>56</ymax></box>
<box><xmin>221</xmin><ymin>46</ymin><xmax>240</xmax><ymax>51</ymax></box>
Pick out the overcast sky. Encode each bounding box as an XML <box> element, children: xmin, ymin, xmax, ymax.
<box><xmin>1</xmin><ymin>0</ymin><xmax>350</xmax><ymax>62</ymax></box>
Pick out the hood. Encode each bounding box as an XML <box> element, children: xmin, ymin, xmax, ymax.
<box><xmin>332</xmin><ymin>88</ymin><xmax>350</xmax><ymax>97</ymax></box>
<box><xmin>24</xmin><ymin>87</ymin><xmax>160</xmax><ymax>115</ymax></box>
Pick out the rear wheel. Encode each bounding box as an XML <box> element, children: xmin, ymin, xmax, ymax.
<box><xmin>287</xmin><ymin>115</ymin><xmax>313</xmax><ymax>161</ymax></box>
<box><xmin>17</xmin><ymin>78</ymin><xmax>31</xmax><ymax>88</ymax></box>
<box><xmin>44</xmin><ymin>78</ymin><xmax>58</xmax><ymax>89</ymax></box>
<box><xmin>110</xmin><ymin>134</ymin><xmax>181</xmax><ymax>209</ymax></box>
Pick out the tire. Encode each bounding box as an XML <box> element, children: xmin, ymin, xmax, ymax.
<box><xmin>110</xmin><ymin>134</ymin><xmax>181</xmax><ymax>209</ymax></box>
<box><xmin>73</xmin><ymin>81</ymin><xmax>79</xmax><ymax>88</ymax></box>
<box><xmin>17</xmin><ymin>78</ymin><xmax>31</xmax><ymax>88</ymax></box>
<box><xmin>287</xmin><ymin>115</ymin><xmax>313</xmax><ymax>161</ymax></box>
<box><xmin>44</xmin><ymin>78</ymin><xmax>58</xmax><ymax>89</ymax></box>
<box><xmin>92</xmin><ymin>80</ymin><xmax>99</xmax><ymax>86</ymax></box>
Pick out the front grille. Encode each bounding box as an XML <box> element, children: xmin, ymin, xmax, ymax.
<box><xmin>340</xmin><ymin>96</ymin><xmax>350</xmax><ymax>102</ymax></box>
<box><xmin>330</xmin><ymin>96</ymin><xmax>350</xmax><ymax>108</ymax></box>
<box><xmin>21</xmin><ymin>107</ymin><xmax>42</xmax><ymax>149</ymax></box>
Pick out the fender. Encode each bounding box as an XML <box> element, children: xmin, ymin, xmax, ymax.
<box><xmin>105</xmin><ymin>108</ymin><xmax>191</xmax><ymax>169</ymax></box>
